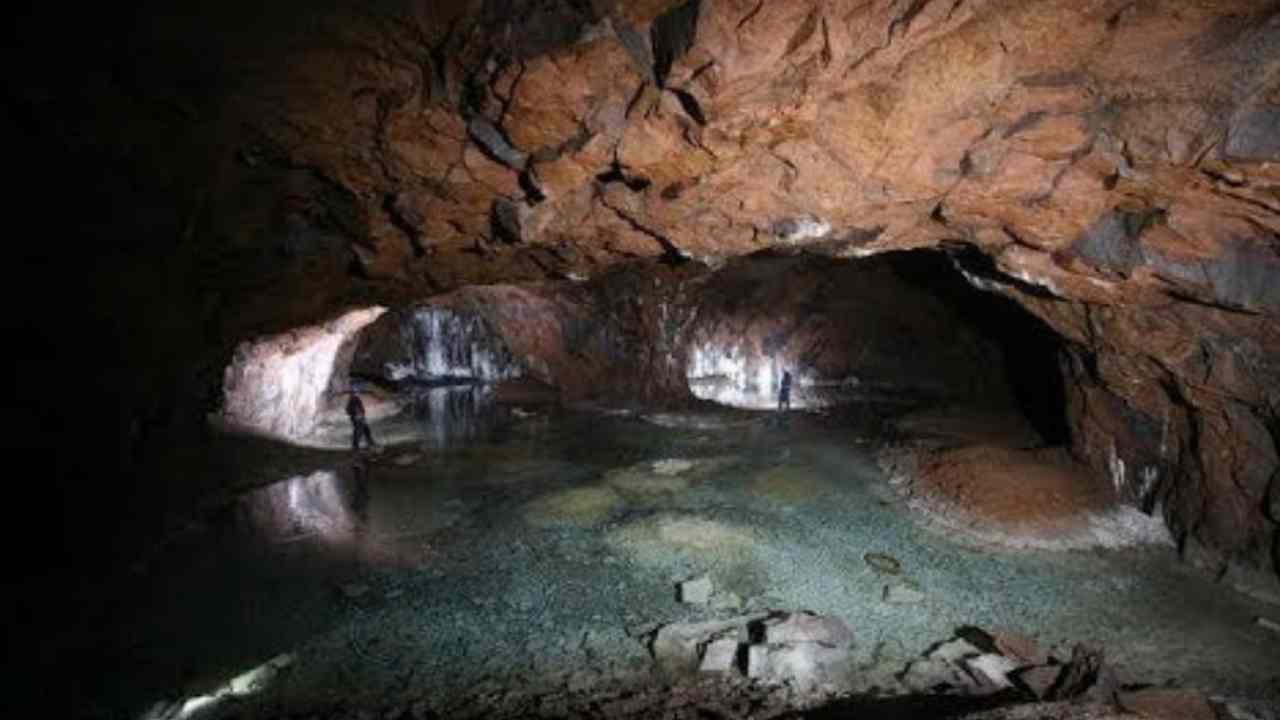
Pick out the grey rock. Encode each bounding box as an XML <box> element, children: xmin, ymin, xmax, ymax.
<box><xmin>746</xmin><ymin>641</ymin><xmax>851</xmax><ymax>689</ymax></box>
<box><xmin>900</xmin><ymin>635</ymin><xmax>1023</xmax><ymax>696</ymax></box>
<box><xmin>468</xmin><ymin>118</ymin><xmax>528</xmax><ymax>170</ymax></box>
<box><xmin>678</xmin><ymin>575</ymin><xmax>713</xmax><ymax>605</ymax></box>
<box><xmin>761</xmin><ymin>611</ymin><xmax>854</xmax><ymax>647</ymax></box>
<box><xmin>1073</xmin><ymin>208</ymin><xmax>1153</xmax><ymax>277</ymax></box>
<box><xmin>698</xmin><ymin>638</ymin><xmax>740</xmax><ymax>673</ymax></box>
<box><xmin>928</xmin><ymin>637</ymin><xmax>983</xmax><ymax>664</ymax></box>
<box><xmin>650</xmin><ymin>615</ymin><xmax>760</xmax><ymax>674</ymax></box>
<box><xmin>1203</xmin><ymin>241</ymin><xmax>1280</xmax><ymax>313</ymax></box>
<box><xmin>962</xmin><ymin>653</ymin><xmax>1019</xmax><ymax>690</ymax></box>
<box><xmin>1225</xmin><ymin>106</ymin><xmax>1280</xmax><ymax>161</ymax></box>
<box><xmin>899</xmin><ymin>657</ymin><xmax>972</xmax><ymax>693</ymax></box>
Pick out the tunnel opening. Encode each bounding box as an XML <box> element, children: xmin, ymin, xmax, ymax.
<box><xmin>883</xmin><ymin>247</ymin><xmax>1071</xmax><ymax>446</ymax></box>
<box><xmin>682</xmin><ymin>249</ymin><xmax>1071</xmax><ymax>448</ymax></box>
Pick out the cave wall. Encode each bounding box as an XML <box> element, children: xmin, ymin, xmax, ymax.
<box><xmin>13</xmin><ymin>0</ymin><xmax>1279</xmax><ymax>583</ymax></box>
<box><xmin>348</xmin><ymin>253</ymin><xmax>1016</xmax><ymax>412</ymax></box>
<box><xmin>352</xmin><ymin>262</ymin><xmax>699</xmax><ymax>403</ymax></box>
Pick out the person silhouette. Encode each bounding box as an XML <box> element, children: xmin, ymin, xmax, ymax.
<box><xmin>778</xmin><ymin>371</ymin><xmax>792</xmax><ymax>411</ymax></box>
<box><xmin>346</xmin><ymin>390</ymin><xmax>377</xmax><ymax>451</ymax></box>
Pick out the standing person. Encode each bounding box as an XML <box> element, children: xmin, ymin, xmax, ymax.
<box><xmin>778</xmin><ymin>370</ymin><xmax>792</xmax><ymax>411</ymax></box>
<box><xmin>347</xmin><ymin>389</ymin><xmax>377</xmax><ymax>451</ymax></box>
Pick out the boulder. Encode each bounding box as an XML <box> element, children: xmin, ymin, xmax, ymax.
<box><xmin>760</xmin><ymin>612</ymin><xmax>855</xmax><ymax>647</ymax></box>
<box><xmin>746</xmin><ymin>642</ymin><xmax>852</xmax><ymax>690</ymax></box>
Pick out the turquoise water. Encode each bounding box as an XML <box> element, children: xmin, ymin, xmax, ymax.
<box><xmin>38</xmin><ymin>408</ymin><xmax>1280</xmax><ymax>719</ymax></box>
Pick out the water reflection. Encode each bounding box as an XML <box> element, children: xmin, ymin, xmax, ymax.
<box><xmin>239</xmin><ymin>469</ymin><xmax>368</xmax><ymax>543</ymax></box>
<box><xmin>409</xmin><ymin>383</ymin><xmax>511</xmax><ymax>449</ymax></box>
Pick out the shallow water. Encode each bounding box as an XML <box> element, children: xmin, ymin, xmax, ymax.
<box><xmin>33</xmin><ymin>408</ymin><xmax>1280</xmax><ymax>719</ymax></box>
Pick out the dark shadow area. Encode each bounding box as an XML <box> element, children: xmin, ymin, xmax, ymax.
<box><xmin>883</xmin><ymin>248</ymin><xmax>1071</xmax><ymax>445</ymax></box>
<box><xmin>794</xmin><ymin>691</ymin><xmax>1022</xmax><ymax>719</ymax></box>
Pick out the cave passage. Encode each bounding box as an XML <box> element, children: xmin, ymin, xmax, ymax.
<box><xmin>683</xmin><ymin>250</ymin><xmax>1069</xmax><ymax>446</ymax></box>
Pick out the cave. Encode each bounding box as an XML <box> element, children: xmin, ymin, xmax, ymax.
<box><xmin>9</xmin><ymin>1</ymin><xmax>1280</xmax><ymax>718</ymax></box>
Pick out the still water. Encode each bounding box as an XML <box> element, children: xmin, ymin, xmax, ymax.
<box><xmin>31</xmin><ymin>404</ymin><xmax>1280</xmax><ymax>719</ymax></box>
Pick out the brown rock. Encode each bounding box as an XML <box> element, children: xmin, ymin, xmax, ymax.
<box><xmin>1117</xmin><ymin>688</ymin><xmax>1217</xmax><ymax>720</ymax></box>
<box><xmin>991</xmin><ymin>629</ymin><xmax>1048</xmax><ymax>667</ymax></box>
<box><xmin>1014</xmin><ymin>665</ymin><xmax>1064</xmax><ymax>700</ymax></box>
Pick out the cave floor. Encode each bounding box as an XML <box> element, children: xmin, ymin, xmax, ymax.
<box><xmin>40</xmin><ymin>407</ymin><xmax>1280</xmax><ymax>719</ymax></box>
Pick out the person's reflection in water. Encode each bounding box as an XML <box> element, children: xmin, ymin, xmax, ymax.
<box><xmin>348</xmin><ymin>460</ymin><xmax>372</xmax><ymax>533</ymax></box>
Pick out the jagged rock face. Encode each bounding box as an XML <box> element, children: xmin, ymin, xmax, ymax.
<box><xmin>18</xmin><ymin>1</ymin><xmax>1278</xmax><ymax>581</ymax></box>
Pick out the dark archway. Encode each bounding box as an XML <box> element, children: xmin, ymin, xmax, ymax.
<box><xmin>882</xmin><ymin>248</ymin><xmax>1070</xmax><ymax>446</ymax></box>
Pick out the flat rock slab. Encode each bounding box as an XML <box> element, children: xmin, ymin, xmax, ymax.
<box><xmin>678</xmin><ymin>575</ymin><xmax>714</xmax><ymax>605</ymax></box>
<box><xmin>698</xmin><ymin>638</ymin><xmax>740</xmax><ymax>674</ymax></box>
<box><xmin>651</xmin><ymin>615</ymin><xmax>761</xmax><ymax>675</ymax></box>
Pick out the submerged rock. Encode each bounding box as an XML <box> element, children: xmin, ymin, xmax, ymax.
<box><xmin>864</xmin><ymin>552</ymin><xmax>902</xmax><ymax>575</ymax></box>
<box><xmin>677</xmin><ymin>575</ymin><xmax>713</xmax><ymax>605</ymax></box>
